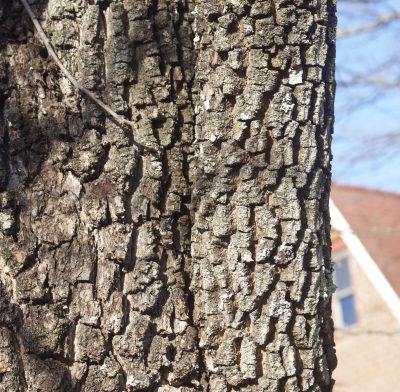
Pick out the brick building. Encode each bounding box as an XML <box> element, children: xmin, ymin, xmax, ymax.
<box><xmin>330</xmin><ymin>185</ymin><xmax>400</xmax><ymax>391</ymax></box>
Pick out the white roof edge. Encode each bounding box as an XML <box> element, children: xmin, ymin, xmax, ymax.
<box><xmin>330</xmin><ymin>198</ymin><xmax>400</xmax><ymax>324</ymax></box>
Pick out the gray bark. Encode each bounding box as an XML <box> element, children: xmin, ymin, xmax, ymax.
<box><xmin>0</xmin><ymin>0</ymin><xmax>337</xmax><ymax>391</ymax></box>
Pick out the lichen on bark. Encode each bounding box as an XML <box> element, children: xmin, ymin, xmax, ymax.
<box><xmin>0</xmin><ymin>0</ymin><xmax>336</xmax><ymax>391</ymax></box>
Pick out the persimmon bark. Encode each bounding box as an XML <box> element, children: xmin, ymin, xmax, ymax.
<box><xmin>0</xmin><ymin>0</ymin><xmax>336</xmax><ymax>391</ymax></box>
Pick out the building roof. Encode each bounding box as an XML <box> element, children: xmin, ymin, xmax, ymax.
<box><xmin>331</xmin><ymin>184</ymin><xmax>400</xmax><ymax>295</ymax></box>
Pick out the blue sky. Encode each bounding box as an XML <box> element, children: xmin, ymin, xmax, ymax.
<box><xmin>333</xmin><ymin>0</ymin><xmax>400</xmax><ymax>193</ymax></box>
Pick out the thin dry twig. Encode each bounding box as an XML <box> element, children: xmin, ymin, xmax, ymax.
<box><xmin>337</xmin><ymin>12</ymin><xmax>400</xmax><ymax>37</ymax></box>
<box><xmin>338</xmin><ymin>80</ymin><xmax>400</xmax><ymax>89</ymax></box>
<box><xmin>365</xmin><ymin>79</ymin><xmax>400</xmax><ymax>88</ymax></box>
<box><xmin>19</xmin><ymin>0</ymin><xmax>134</xmax><ymax>128</ymax></box>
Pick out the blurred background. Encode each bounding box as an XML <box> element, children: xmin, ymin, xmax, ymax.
<box><xmin>332</xmin><ymin>1</ymin><xmax>400</xmax><ymax>390</ymax></box>
<box><xmin>334</xmin><ymin>0</ymin><xmax>400</xmax><ymax>193</ymax></box>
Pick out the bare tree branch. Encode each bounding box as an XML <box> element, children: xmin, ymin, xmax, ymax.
<box><xmin>365</xmin><ymin>79</ymin><xmax>400</xmax><ymax>87</ymax></box>
<box><xmin>334</xmin><ymin>129</ymin><xmax>400</xmax><ymax>168</ymax></box>
<box><xmin>338</xmin><ymin>78</ymin><xmax>400</xmax><ymax>88</ymax></box>
<box><xmin>337</xmin><ymin>12</ymin><xmax>400</xmax><ymax>37</ymax></box>
<box><xmin>366</xmin><ymin>131</ymin><xmax>400</xmax><ymax>141</ymax></box>
<box><xmin>19</xmin><ymin>0</ymin><xmax>135</xmax><ymax>128</ymax></box>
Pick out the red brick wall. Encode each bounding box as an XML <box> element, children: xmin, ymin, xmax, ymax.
<box><xmin>332</xmin><ymin>238</ymin><xmax>400</xmax><ymax>391</ymax></box>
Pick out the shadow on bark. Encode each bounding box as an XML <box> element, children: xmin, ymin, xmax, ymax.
<box><xmin>0</xmin><ymin>2</ymin><xmax>100</xmax><ymax>388</ymax></box>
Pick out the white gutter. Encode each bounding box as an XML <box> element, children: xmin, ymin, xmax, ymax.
<box><xmin>330</xmin><ymin>198</ymin><xmax>400</xmax><ymax>324</ymax></box>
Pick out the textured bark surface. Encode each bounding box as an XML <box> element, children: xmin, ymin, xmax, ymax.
<box><xmin>0</xmin><ymin>0</ymin><xmax>336</xmax><ymax>391</ymax></box>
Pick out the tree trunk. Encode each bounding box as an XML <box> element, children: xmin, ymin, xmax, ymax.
<box><xmin>0</xmin><ymin>0</ymin><xmax>336</xmax><ymax>391</ymax></box>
